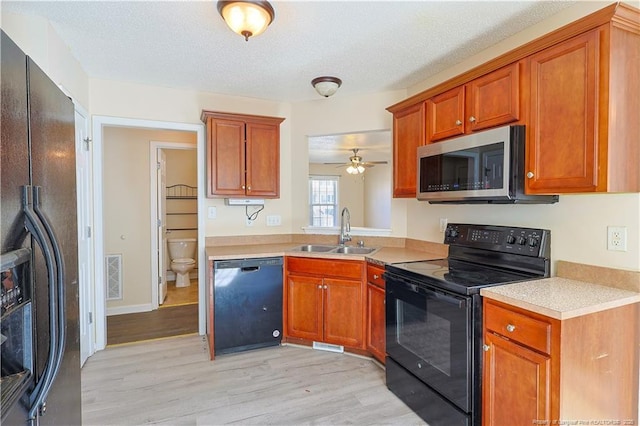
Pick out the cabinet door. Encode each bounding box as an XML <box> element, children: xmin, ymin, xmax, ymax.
<box><xmin>426</xmin><ymin>85</ymin><xmax>465</xmax><ymax>142</ymax></box>
<box><xmin>246</xmin><ymin>122</ymin><xmax>279</xmax><ymax>198</ymax></box>
<box><xmin>323</xmin><ymin>277</ymin><xmax>364</xmax><ymax>348</ymax></box>
<box><xmin>482</xmin><ymin>332</ymin><xmax>551</xmax><ymax>426</ymax></box>
<box><xmin>392</xmin><ymin>102</ymin><xmax>425</xmax><ymax>198</ymax></box>
<box><xmin>206</xmin><ymin>118</ymin><xmax>246</xmax><ymax>197</ymax></box>
<box><xmin>526</xmin><ymin>30</ymin><xmax>599</xmax><ymax>193</ymax></box>
<box><xmin>285</xmin><ymin>274</ymin><xmax>323</xmax><ymax>342</ymax></box>
<box><xmin>366</xmin><ymin>283</ymin><xmax>385</xmax><ymax>363</ymax></box>
<box><xmin>467</xmin><ymin>62</ymin><xmax>520</xmax><ymax>132</ymax></box>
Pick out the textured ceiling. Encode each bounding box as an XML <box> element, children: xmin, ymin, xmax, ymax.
<box><xmin>2</xmin><ymin>0</ymin><xmax>576</xmax><ymax>103</ymax></box>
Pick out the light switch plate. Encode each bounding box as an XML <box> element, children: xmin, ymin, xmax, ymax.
<box><xmin>207</xmin><ymin>206</ymin><xmax>217</xmax><ymax>219</ymax></box>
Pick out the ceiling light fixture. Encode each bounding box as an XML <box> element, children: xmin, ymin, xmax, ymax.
<box><xmin>217</xmin><ymin>1</ymin><xmax>275</xmax><ymax>42</ymax></box>
<box><xmin>346</xmin><ymin>164</ymin><xmax>365</xmax><ymax>175</ymax></box>
<box><xmin>311</xmin><ymin>76</ymin><xmax>342</xmax><ymax>98</ymax></box>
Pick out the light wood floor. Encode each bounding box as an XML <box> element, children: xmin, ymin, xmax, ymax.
<box><xmin>81</xmin><ymin>335</ymin><xmax>426</xmax><ymax>425</ymax></box>
<box><xmin>163</xmin><ymin>279</ymin><xmax>199</xmax><ymax>307</ymax></box>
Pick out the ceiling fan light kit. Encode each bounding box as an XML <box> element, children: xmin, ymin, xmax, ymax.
<box><xmin>312</xmin><ymin>76</ymin><xmax>342</xmax><ymax>97</ymax></box>
<box><xmin>217</xmin><ymin>0</ymin><xmax>275</xmax><ymax>41</ymax></box>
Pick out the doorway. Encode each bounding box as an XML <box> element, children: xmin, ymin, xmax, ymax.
<box><xmin>92</xmin><ymin>116</ymin><xmax>205</xmax><ymax>351</ymax></box>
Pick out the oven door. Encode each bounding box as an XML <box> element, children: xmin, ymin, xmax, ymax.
<box><xmin>385</xmin><ymin>271</ymin><xmax>471</xmax><ymax>412</ymax></box>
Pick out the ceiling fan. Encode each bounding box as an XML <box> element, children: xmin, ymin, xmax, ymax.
<box><xmin>325</xmin><ymin>148</ymin><xmax>388</xmax><ymax>174</ymax></box>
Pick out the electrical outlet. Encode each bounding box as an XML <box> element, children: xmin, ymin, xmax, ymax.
<box><xmin>439</xmin><ymin>218</ymin><xmax>448</xmax><ymax>233</ymax></box>
<box><xmin>266</xmin><ymin>215</ymin><xmax>281</xmax><ymax>226</ymax></box>
<box><xmin>607</xmin><ymin>226</ymin><xmax>627</xmax><ymax>251</ymax></box>
<box><xmin>246</xmin><ymin>217</ymin><xmax>254</xmax><ymax>227</ymax></box>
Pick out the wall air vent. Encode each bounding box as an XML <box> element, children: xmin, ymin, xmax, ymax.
<box><xmin>105</xmin><ymin>254</ymin><xmax>123</xmax><ymax>300</ymax></box>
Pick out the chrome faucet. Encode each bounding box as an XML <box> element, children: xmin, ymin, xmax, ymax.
<box><xmin>339</xmin><ymin>207</ymin><xmax>351</xmax><ymax>245</ymax></box>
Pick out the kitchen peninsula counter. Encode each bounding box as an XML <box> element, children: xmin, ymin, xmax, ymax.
<box><xmin>205</xmin><ymin>241</ymin><xmax>447</xmax><ymax>264</ymax></box>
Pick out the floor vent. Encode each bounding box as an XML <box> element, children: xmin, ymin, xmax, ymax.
<box><xmin>313</xmin><ymin>342</ymin><xmax>344</xmax><ymax>353</ymax></box>
<box><xmin>105</xmin><ymin>254</ymin><xmax>123</xmax><ymax>300</ymax></box>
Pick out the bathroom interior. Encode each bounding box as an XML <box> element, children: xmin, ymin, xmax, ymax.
<box><xmin>163</xmin><ymin>148</ymin><xmax>199</xmax><ymax>306</ymax></box>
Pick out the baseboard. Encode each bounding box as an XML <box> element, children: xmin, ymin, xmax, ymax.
<box><xmin>107</xmin><ymin>303</ymin><xmax>153</xmax><ymax>316</ymax></box>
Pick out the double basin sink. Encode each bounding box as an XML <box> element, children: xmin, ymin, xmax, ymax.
<box><xmin>291</xmin><ymin>244</ymin><xmax>378</xmax><ymax>255</ymax></box>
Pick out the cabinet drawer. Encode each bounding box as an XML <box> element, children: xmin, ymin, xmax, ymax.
<box><xmin>366</xmin><ymin>264</ymin><xmax>385</xmax><ymax>289</ymax></box>
<box><xmin>286</xmin><ymin>257</ymin><xmax>363</xmax><ymax>280</ymax></box>
<box><xmin>485</xmin><ymin>301</ymin><xmax>551</xmax><ymax>354</ymax></box>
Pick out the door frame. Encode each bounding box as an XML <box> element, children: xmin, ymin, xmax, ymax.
<box><xmin>92</xmin><ymin>116</ymin><xmax>205</xmax><ymax>351</ymax></box>
<box><xmin>72</xmin><ymin>101</ymin><xmax>95</xmax><ymax>365</ymax></box>
<box><xmin>149</xmin><ymin>141</ymin><xmax>197</xmax><ymax>310</ymax></box>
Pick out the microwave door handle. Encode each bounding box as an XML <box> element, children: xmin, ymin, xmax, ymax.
<box><xmin>21</xmin><ymin>186</ymin><xmax>60</xmax><ymax>423</ymax></box>
<box><xmin>31</xmin><ymin>186</ymin><xmax>67</xmax><ymax>415</ymax></box>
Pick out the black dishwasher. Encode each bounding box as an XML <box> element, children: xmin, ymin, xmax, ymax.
<box><xmin>213</xmin><ymin>257</ymin><xmax>283</xmax><ymax>355</ymax></box>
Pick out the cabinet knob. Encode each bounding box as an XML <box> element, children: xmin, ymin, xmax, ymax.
<box><xmin>323</xmin><ymin>285</ymin><xmax>327</xmax><ymax>289</ymax></box>
<box><xmin>318</xmin><ymin>285</ymin><xmax>322</xmax><ymax>289</ymax></box>
<box><xmin>506</xmin><ymin>324</ymin><xmax>516</xmax><ymax>333</ymax></box>
<box><xmin>242</xmin><ymin>185</ymin><xmax>246</xmax><ymax>189</ymax></box>
<box><xmin>526</xmin><ymin>172</ymin><xmax>534</xmax><ymax>179</ymax></box>
<box><xmin>247</xmin><ymin>185</ymin><xmax>251</xmax><ymax>191</ymax></box>
<box><xmin>455</xmin><ymin>119</ymin><xmax>462</xmax><ymax>126</ymax></box>
<box><xmin>483</xmin><ymin>344</ymin><xmax>490</xmax><ymax>352</ymax></box>
<box><xmin>469</xmin><ymin>116</ymin><xmax>476</xmax><ymax>123</ymax></box>
<box><xmin>373</xmin><ymin>274</ymin><xmax>380</xmax><ymax>280</ymax></box>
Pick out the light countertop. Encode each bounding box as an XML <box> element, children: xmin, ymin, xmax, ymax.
<box><xmin>205</xmin><ymin>244</ymin><xmax>445</xmax><ymax>265</ymax></box>
<box><xmin>481</xmin><ymin>277</ymin><xmax>640</xmax><ymax>320</ymax></box>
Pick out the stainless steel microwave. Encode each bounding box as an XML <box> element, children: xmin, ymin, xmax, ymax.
<box><xmin>417</xmin><ymin>125</ymin><xmax>558</xmax><ymax>204</ymax></box>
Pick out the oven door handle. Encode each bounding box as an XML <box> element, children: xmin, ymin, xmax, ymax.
<box><xmin>387</xmin><ymin>273</ymin><xmax>466</xmax><ymax>308</ymax></box>
<box><xmin>425</xmin><ymin>289</ymin><xmax>466</xmax><ymax>308</ymax></box>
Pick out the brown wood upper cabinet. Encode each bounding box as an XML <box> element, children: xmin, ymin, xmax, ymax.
<box><xmin>427</xmin><ymin>62</ymin><xmax>521</xmax><ymax>143</ymax></box>
<box><xmin>391</xmin><ymin>102</ymin><xmax>425</xmax><ymax>198</ymax></box>
<box><xmin>201</xmin><ymin>110</ymin><xmax>285</xmax><ymax>198</ymax></box>
<box><xmin>525</xmin><ymin>19</ymin><xmax>640</xmax><ymax>194</ymax></box>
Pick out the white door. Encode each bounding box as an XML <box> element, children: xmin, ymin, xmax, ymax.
<box><xmin>74</xmin><ymin>105</ymin><xmax>94</xmax><ymax>366</ymax></box>
<box><xmin>157</xmin><ymin>149</ymin><xmax>168</xmax><ymax>305</ymax></box>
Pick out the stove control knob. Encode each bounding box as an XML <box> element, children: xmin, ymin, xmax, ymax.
<box><xmin>506</xmin><ymin>235</ymin><xmax>516</xmax><ymax>245</ymax></box>
<box><xmin>447</xmin><ymin>229</ymin><xmax>459</xmax><ymax>238</ymax></box>
<box><xmin>517</xmin><ymin>236</ymin><xmax>527</xmax><ymax>245</ymax></box>
<box><xmin>528</xmin><ymin>237</ymin><xmax>538</xmax><ymax>247</ymax></box>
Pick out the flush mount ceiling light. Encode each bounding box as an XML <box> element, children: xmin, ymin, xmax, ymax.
<box><xmin>217</xmin><ymin>1</ymin><xmax>275</xmax><ymax>41</ymax></box>
<box><xmin>311</xmin><ymin>76</ymin><xmax>342</xmax><ymax>98</ymax></box>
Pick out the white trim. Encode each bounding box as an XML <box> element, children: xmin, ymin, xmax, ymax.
<box><xmin>106</xmin><ymin>304</ymin><xmax>153</xmax><ymax>317</ymax></box>
<box><xmin>149</xmin><ymin>141</ymin><xmax>197</xmax><ymax>312</ymax></box>
<box><xmin>92</xmin><ymin>115</ymin><xmax>206</xmax><ymax>351</ymax></box>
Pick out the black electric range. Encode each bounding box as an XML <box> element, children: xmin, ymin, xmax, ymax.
<box><xmin>384</xmin><ymin>223</ymin><xmax>551</xmax><ymax>426</ymax></box>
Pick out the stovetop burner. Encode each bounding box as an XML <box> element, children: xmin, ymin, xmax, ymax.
<box><xmin>386</xmin><ymin>258</ymin><xmax>537</xmax><ymax>295</ymax></box>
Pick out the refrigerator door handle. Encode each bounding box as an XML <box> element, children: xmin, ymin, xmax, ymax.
<box><xmin>20</xmin><ymin>186</ymin><xmax>63</xmax><ymax>423</ymax></box>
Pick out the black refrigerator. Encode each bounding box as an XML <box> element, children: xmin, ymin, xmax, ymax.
<box><xmin>1</xmin><ymin>31</ymin><xmax>82</xmax><ymax>425</ymax></box>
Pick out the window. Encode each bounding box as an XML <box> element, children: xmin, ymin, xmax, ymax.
<box><xmin>309</xmin><ymin>175</ymin><xmax>339</xmax><ymax>227</ymax></box>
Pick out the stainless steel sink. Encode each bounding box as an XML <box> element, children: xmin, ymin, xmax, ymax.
<box><xmin>332</xmin><ymin>246</ymin><xmax>377</xmax><ymax>255</ymax></box>
<box><xmin>290</xmin><ymin>244</ymin><xmax>378</xmax><ymax>255</ymax></box>
<box><xmin>292</xmin><ymin>244</ymin><xmax>337</xmax><ymax>253</ymax></box>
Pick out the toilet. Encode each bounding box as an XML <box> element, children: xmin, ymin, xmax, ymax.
<box><xmin>167</xmin><ymin>238</ymin><xmax>197</xmax><ymax>287</ymax></box>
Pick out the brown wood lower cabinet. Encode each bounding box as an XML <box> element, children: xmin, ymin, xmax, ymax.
<box><xmin>482</xmin><ymin>299</ymin><xmax>639</xmax><ymax>425</ymax></box>
<box><xmin>284</xmin><ymin>257</ymin><xmax>365</xmax><ymax>350</ymax></box>
<box><xmin>366</xmin><ymin>263</ymin><xmax>386</xmax><ymax>363</ymax></box>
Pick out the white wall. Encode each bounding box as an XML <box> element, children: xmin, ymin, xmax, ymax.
<box><xmin>290</xmin><ymin>90</ymin><xmax>408</xmax><ymax>235</ymax></box>
<box><xmin>364</xmin><ymin>164</ymin><xmax>391</xmax><ymax>229</ymax></box>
